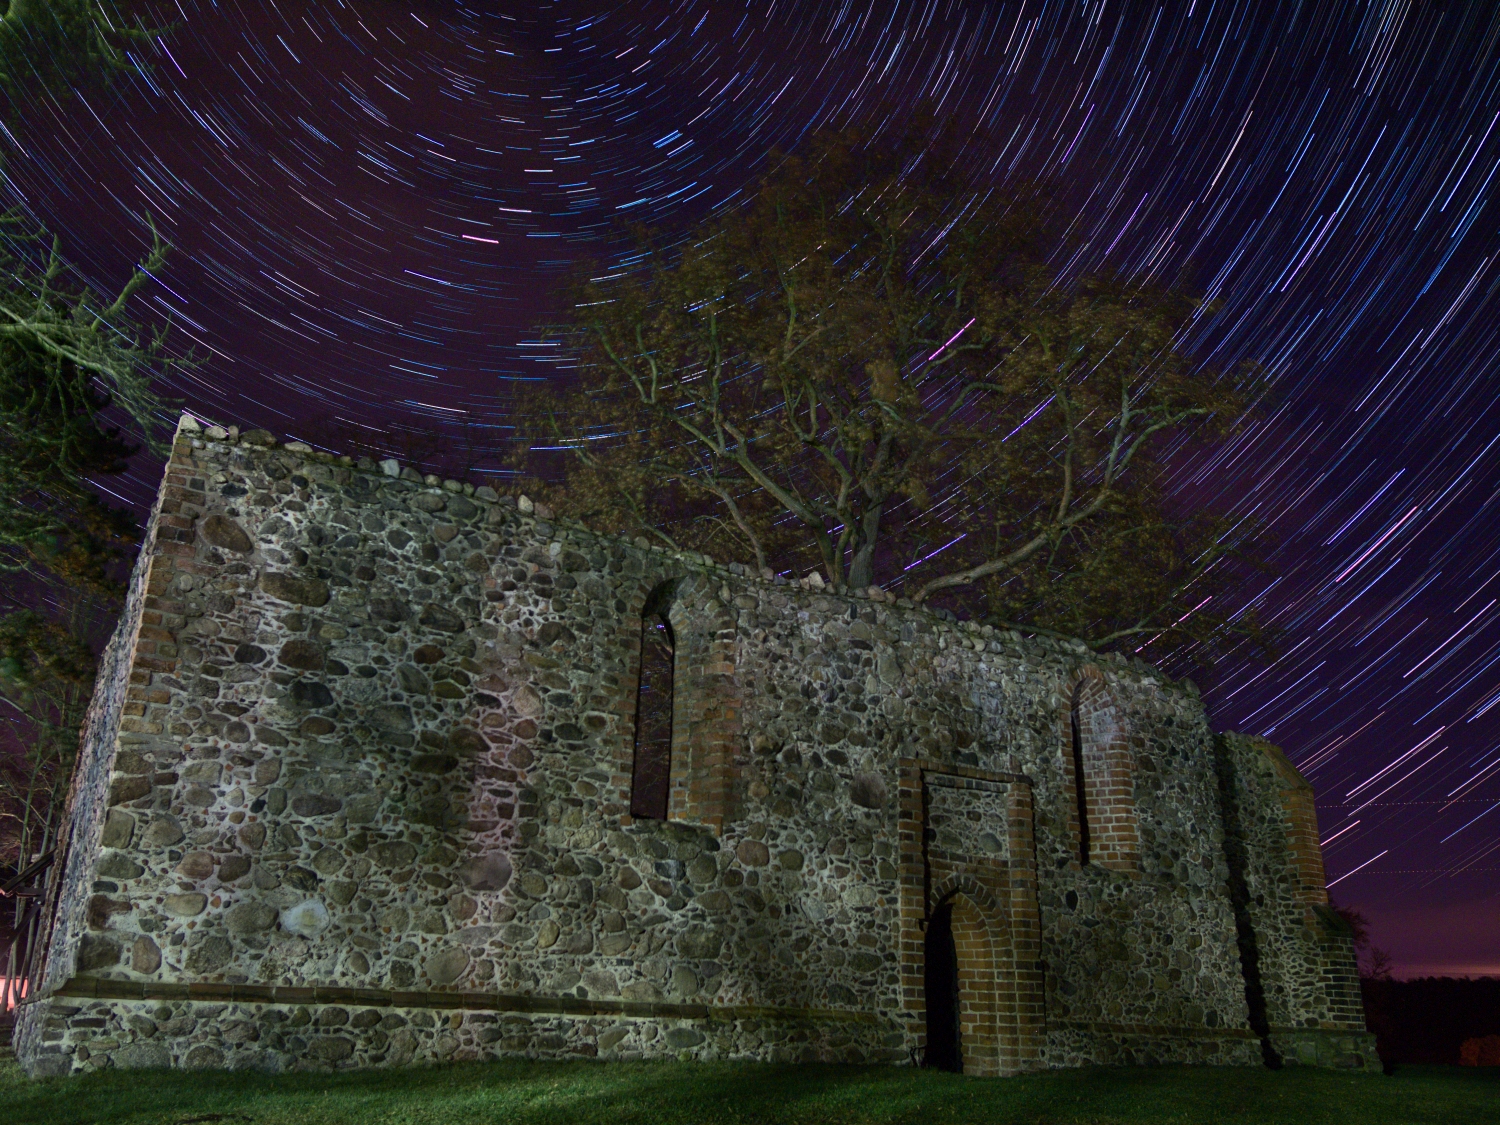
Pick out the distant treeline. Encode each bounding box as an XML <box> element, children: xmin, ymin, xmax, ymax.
<box><xmin>1362</xmin><ymin>977</ymin><xmax>1500</xmax><ymax>1065</ymax></box>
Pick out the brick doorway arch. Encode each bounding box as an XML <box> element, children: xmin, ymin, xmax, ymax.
<box><xmin>899</xmin><ymin>762</ymin><xmax>1044</xmax><ymax>1077</ymax></box>
<box><xmin>924</xmin><ymin>889</ymin><xmax>1003</xmax><ymax>1074</ymax></box>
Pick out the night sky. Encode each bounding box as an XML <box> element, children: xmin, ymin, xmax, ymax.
<box><xmin>10</xmin><ymin>0</ymin><xmax>1500</xmax><ymax>976</ymax></box>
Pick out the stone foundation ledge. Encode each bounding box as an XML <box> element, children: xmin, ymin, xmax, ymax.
<box><xmin>16</xmin><ymin>993</ymin><xmax>907</xmax><ymax>1078</ymax></box>
<box><xmin>1268</xmin><ymin>1027</ymin><xmax>1378</xmax><ymax>1069</ymax></box>
<box><xmin>1042</xmin><ymin>1020</ymin><xmax>1263</xmax><ymax>1068</ymax></box>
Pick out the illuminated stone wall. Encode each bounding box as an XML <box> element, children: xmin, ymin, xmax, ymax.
<box><xmin>16</xmin><ymin>417</ymin><xmax>1373</xmax><ymax>1076</ymax></box>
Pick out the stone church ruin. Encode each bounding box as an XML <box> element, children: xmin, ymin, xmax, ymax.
<box><xmin>16</xmin><ymin>416</ymin><xmax>1375</xmax><ymax>1076</ymax></box>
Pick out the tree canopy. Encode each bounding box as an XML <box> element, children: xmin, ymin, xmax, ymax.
<box><xmin>0</xmin><ymin>0</ymin><xmax>159</xmax><ymax>109</ymax></box>
<box><xmin>524</xmin><ymin>126</ymin><xmax>1267</xmax><ymax>661</ymax></box>
<box><xmin>0</xmin><ymin>4</ymin><xmax>176</xmax><ymax>866</ymax></box>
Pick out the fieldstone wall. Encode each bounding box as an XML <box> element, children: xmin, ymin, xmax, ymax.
<box><xmin>1216</xmin><ymin>734</ymin><xmax>1377</xmax><ymax>1068</ymax></box>
<box><xmin>16</xmin><ymin>415</ymin><xmax>1370</xmax><ymax>1076</ymax></box>
<box><xmin>12</xmin><ymin>469</ymin><xmax>171</xmax><ymax>1078</ymax></box>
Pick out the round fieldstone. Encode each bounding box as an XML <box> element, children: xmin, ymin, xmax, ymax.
<box><xmin>290</xmin><ymin>680</ymin><xmax>335</xmax><ymax>709</ymax></box>
<box><xmin>280</xmin><ymin>899</ymin><xmax>331</xmax><ymax>937</ymax></box>
<box><xmin>100</xmin><ymin>809</ymin><xmax>135</xmax><ymax>849</ymax></box>
<box><xmin>285</xmin><ymin>866</ymin><xmax>320</xmax><ymax>891</ymax></box>
<box><xmin>370</xmin><ymin>595</ymin><xmax>409</xmax><ymax>622</ymax></box>
<box><xmin>184</xmin><ymin>935</ymin><xmax>233</xmax><ymax>973</ymax></box>
<box><xmin>418</xmin><ymin>603</ymin><xmax>464</xmax><ymax>632</ymax></box>
<box><xmin>142</xmin><ymin>816</ymin><xmax>184</xmax><ymax>847</ymax></box>
<box><xmin>176</xmin><ymin>851</ymin><xmax>215</xmax><ymax>879</ymax></box>
<box><xmin>512</xmin><ymin>688</ymin><xmax>543</xmax><ymax>719</ymax></box>
<box><xmin>459</xmin><ymin>854</ymin><xmax>512</xmax><ymax>891</ymax></box>
<box><xmin>97</xmin><ymin>852</ymin><xmax>144</xmax><ymax>880</ymax></box>
<box><xmin>108</xmin><ymin>776</ymin><xmax>151</xmax><ymax>805</ymax></box>
<box><xmin>292</xmin><ymin>793</ymin><xmax>342</xmax><ymax>817</ymax></box>
<box><xmin>200</xmin><ymin>513</ymin><xmax>253</xmax><ymax>553</ymax></box>
<box><xmin>260</xmin><ymin>572</ymin><xmax>330</xmax><ymax>606</ymax></box>
<box><xmin>397</xmin><ymin>665</ymin><xmax>431</xmax><ymax>694</ymax></box>
<box><xmin>238</xmin><ymin>822</ymin><xmax>267</xmax><ymax>849</ymax></box>
<box><xmin>219</xmin><ymin>854</ymin><xmax>252</xmax><ymax>882</ymax></box>
<box><xmin>447</xmin><ymin>728</ymin><xmax>489</xmax><ymax>755</ymax></box>
<box><xmin>371</xmin><ymin>841</ymin><xmax>417</xmax><ymax>868</ymax></box>
<box><xmin>131</xmin><ymin>935</ymin><xmax>162</xmax><ymax>974</ymax></box>
<box><xmin>849</xmin><ymin>772</ymin><xmax>888</xmax><ymax>809</ymax></box>
<box><xmin>184</xmin><ymin>1045</ymin><xmax>226</xmax><ymax>1069</ymax></box>
<box><xmin>226</xmin><ymin>901</ymin><xmax>277</xmax><ymax>934</ymax></box>
<box><xmin>279</xmin><ymin>638</ymin><xmax>325</xmax><ymax>670</ymax></box>
<box><xmin>115</xmin><ymin>1041</ymin><xmax>172</xmax><ymax>1069</ymax></box>
<box><xmin>736</xmin><ymin>840</ymin><xmax>770</xmax><ymax>866</ymax></box>
<box><xmin>76</xmin><ymin>934</ymin><xmax>121</xmax><ymax>971</ymax></box>
<box><xmin>370</xmin><ymin>705</ymin><xmax>413</xmax><ymax>733</ymax></box>
<box><xmin>425</xmin><ymin>946</ymin><xmax>470</xmax><ymax>985</ymax></box>
<box><xmin>164</xmin><ymin>893</ymin><xmax>208</xmax><ymax>917</ymax></box>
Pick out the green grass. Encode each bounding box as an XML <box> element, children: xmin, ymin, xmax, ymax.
<box><xmin>6</xmin><ymin>1055</ymin><xmax>1495</xmax><ymax>1125</ymax></box>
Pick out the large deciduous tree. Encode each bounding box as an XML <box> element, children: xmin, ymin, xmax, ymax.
<box><xmin>525</xmin><ymin>127</ymin><xmax>1268</xmax><ymax>659</ymax></box>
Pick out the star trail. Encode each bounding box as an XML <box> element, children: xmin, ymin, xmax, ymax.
<box><xmin>9</xmin><ymin>0</ymin><xmax>1500</xmax><ymax>975</ymax></box>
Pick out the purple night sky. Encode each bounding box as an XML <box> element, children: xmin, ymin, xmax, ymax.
<box><xmin>9</xmin><ymin>1</ymin><xmax>1500</xmax><ymax>976</ymax></box>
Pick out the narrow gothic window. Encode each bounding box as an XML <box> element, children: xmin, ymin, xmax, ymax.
<box><xmin>1069</xmin><ymin>673</ymin><xmax>1137</xmax><ymax>870</ymax></box>
<box><xmin>1070</xmin><ymin>689</ymin><xmax>1091</xmax><ymax>865</ymax></box>
<box><xmin>631</xmin><ymin>606</ymin><xmax>675</xmax><ymax>820</ymax></box>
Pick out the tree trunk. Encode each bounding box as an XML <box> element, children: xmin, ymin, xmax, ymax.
<box><xmin>846</xmin><ymin>501</ymin><xmax>885</xmax><ymax>590</ymax></box>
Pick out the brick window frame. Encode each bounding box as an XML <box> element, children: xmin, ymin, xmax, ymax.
<box><xmin>1060</xmin><ymin>666</ymin><xmax>1138</xmax><ymax>872</ymax></box>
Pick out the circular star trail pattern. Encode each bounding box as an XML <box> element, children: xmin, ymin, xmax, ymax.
<box><xmin>11</xmin><ymin>0</ymin><xmax>1500</xmax><ymax>973</ymax></box>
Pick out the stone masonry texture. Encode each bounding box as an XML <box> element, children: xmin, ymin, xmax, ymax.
<box><xmin>16</xmin><ymin>416</ymin><xmax>1376</xmax><ymax>1077</ymax></box>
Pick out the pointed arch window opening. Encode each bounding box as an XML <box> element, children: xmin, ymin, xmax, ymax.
<box><xmin>1070</xmin><ymin>692</ymin><xmax>1091</xmax><ymax>865</ymax></box>
<box><xmin>630</xmin><ymin>606</ymin><xmax>675</xmax><ymax>821</ymax></box>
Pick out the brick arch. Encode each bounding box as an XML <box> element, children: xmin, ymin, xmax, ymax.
<box><xmin>927</xmin><ymin>882</ymin><xmax>1005</xmax><ymax>1076</ymax></box>
<box><xmin>1060</xmin><ymin>665</ymin><xmax>1138</xmax><ymax>872</ymax></box>
<box><xmin>930</xmin><ymin>872</ymin><xmax>1002</xmax><ymax>916</ymax></box>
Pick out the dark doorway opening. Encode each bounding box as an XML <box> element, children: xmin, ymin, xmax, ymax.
<box><xmin>924</xmin><ymin>900</ymin><xmax>962</xmax><ymax>1072</ymax></box>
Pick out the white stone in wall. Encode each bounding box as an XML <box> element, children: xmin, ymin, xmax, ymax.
<box><xmin>280</xmin><ymin>900</ymin><xmax>331</xmax><ymax>937</ymax></box>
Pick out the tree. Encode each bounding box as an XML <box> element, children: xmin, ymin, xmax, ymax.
<box><xmin>0</xmin><ymin>0</ymin><xmax>161</xmax><ymax>108</ymax></box>
<box><xmin>0</xmin><ymin>5</ymin><xmax>178</xmax><ymax>869</ymax></box>
<box><xmin>526</xmin><ymin>126</ymin><xmax>1266</xmax><ymax>659</ymax></box>
<box><xmin>0</xmin><ymin>608</ymin><xmax>95</xmax><ymax>864</ymax></box>
<box><xmin>0</xmin><ymin>214</ymin><xmax>182</xmax><ymax>867</ymax></box>
<box><xmin>0</xmin><ymin>215</ymin><xmax>176</xmax><ymax>588</ymax></box>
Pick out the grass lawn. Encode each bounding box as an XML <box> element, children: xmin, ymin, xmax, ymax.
<box><xmin>5</xmin><ymin>1056</ymin><xmax>1495</xmax><ymax>1125</ymax></box>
